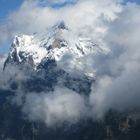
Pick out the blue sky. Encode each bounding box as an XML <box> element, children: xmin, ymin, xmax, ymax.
<box><xmin>0</xmin><ymin>0</ymin><xmax>140</xmax><ymax>55</ymax></box>
<box><xmin>0</xmin><ymin>0</ymin><xmax>77</xmax><ymax>20</ymax></box>
<box><xmin>0</xmin><ymin>0</ymin><xmax>24</xmax><ymax>20</ymax></box>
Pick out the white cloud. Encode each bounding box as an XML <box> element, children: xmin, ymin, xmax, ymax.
<box><xmin>22</xmin><ymin>87</ymin><xmax>87</xmax><ymax>126</ymax></box>
<box><xmin>0</xmin><ymin>55</ymin><xmax>33</xmax><ymax>90</ymax></box>
<box><xmin>89</xmin><ymin>2</ymin><xmax>140</xmax><ymax>118</ymax></box>
<box><xmin>0</xmin><ymin>0</ymin><xmax>122</xmax><ymax>43</ymax></box>
<box><xmin>46</xmin><ymin>0</ymin><xmax>76</xmax><ymax>4</ymax></box>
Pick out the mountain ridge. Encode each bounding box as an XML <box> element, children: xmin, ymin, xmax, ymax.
<box><xmin>4</xmin><ymin>21</ymin><xmax>109</xmax><ymax>79</ymax></box>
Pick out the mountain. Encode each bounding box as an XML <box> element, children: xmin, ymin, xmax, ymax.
<box><xmin>4</xmin><ymin>22</ymin><xmax>106</xmax><ymax>95</ymax></box>
<box><xmin>1</xmin><ymin>22</ymin><xmax>140</xmax><ymax>140</ymax></box>
<box><xmin>4</xmin><ymin>22</ymin><xmax>108</xmax><ymax>77</ymax></box>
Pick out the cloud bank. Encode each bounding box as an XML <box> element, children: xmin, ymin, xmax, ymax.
<box><xmin>22</xmin><ymin>87</ymin><xmax>87</xmax><ymax>126</ymax></box>
<box><xmin>90</xmin><ymin>2</ymin><xmax>140</xmax><ymax>118</ymax></box>
<box><xmin>0</xmin><ymin>0</ymin><xmax>122</xmax><ymax>42</ymax></box>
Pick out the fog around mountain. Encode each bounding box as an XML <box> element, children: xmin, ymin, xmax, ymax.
<box><xmin>0</xmin><ymin>1</ymin><xmax>140</xmax><ymax>140</ymax></box>
<box><xmin>0</xmin><ymin>0</ymin><xmax>140</xmax><ymax>128</ymax></box>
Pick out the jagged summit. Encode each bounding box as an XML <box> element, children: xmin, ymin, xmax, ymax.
<box><xmin>57</xmin><ymin>21</ymin><xmax>67</xmax><ymax>30</ymax></box>
<box><xmin>4</xmin><ymin>21</ymin><xmax>109</xmax><ymax>77</ymax></box>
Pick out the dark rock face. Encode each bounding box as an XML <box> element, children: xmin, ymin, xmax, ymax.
<box><xmin>1</xmin><ymin>61</ymin><xmax>140</xmax><ymax>140</ymax></box>
<box><xmin>1</xmin><ymin>89</ymin><xmax>140</xmax><ymax>140</ymax></box>
<box><xmin>0</xmin><ymin>89</ymin><xmax>105</xmax><ymax>140</ymax></box>
<box><xmin>0</xmin><ymin>61</ymin><xmax>96</xmax><ymax>140</ymax></box>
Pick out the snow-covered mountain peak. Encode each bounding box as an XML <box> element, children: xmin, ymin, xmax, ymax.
<box><xmin>4</xmin><ymin>22</ymin><xmax>109</xmax><ymax>77</ymax></box>
<box><xmin>4</xmin><ymin>34</ymin><xmax>47</xmax><ymax>68</ymax></box>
